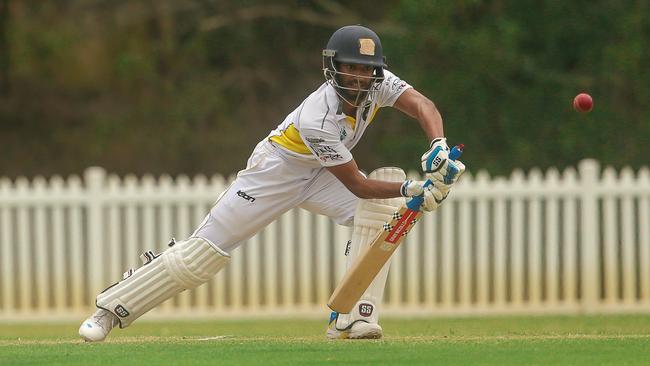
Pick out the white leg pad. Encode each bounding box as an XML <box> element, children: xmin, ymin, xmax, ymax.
<box><xmin>96</xmin><ymin>237</ymin><xmax>230</xmax><ymax>328</ymax></box>
<box><xmin>336</xmin><ymin>167</ymin><xmax>405</xmax><ymax>328</ymax></box>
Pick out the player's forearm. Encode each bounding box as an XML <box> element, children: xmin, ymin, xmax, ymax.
<box><xmin>326</xmin><ymin>160</ymin><xmax>404</xmax><ymax>199</ymax></box>
<box><xmin>415</xmin><ymin>98</ymin><xmax>445</xmax><ymax>141</ymax></box>
<box><xmin>394</xmin><ymin>88</ymin><xmax>445</xmax><ymax>141</ymax></box>
<box><xmin>346</xmin><ymin>178</ymin><xmax>403</xmax><ymax>199</ymax></box>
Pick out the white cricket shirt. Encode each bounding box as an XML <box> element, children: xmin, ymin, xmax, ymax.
<box><xmin>268</xmin><ymin>70</ymin><xmax>412</xmax><ymax>167</ymax></box>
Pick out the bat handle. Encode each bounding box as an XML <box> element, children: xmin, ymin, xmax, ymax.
<box><xmin>406</xmin><ymin>144</ymin><xmax>464</xmax><ymax>211</ymax></box>
<box><xmin>449</xmin><ymin>144</ymin><xmax>464</xmax><ymax>161</ymax></box>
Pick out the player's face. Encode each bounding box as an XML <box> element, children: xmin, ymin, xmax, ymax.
<box><xmin>337</xmin><ymin>63</ymin><xmax>374</xmax><ymax>100</ymax></box>
<box><xmin>338</xmin><ymin>63</ymin><xmax>374</xmax><ymax>88</ymax></box>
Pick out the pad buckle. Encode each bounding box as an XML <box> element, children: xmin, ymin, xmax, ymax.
<box><xmin>122</xmin><ymin>268</ymin><xmax>135</xmax><ymax>280</ymax></box>
<box><xmin>344</xmin><ymin>240</ymin><xmax>351</xmax><ymax>256</ymax></box>
<box><xmin>140</xmin><ymin>250</ymin><xmax>160</xmax><ymax>265</ymax></box>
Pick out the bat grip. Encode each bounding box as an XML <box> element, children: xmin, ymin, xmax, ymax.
<box><xmin>406</xmin><ymin>144</ymin><xmax>463</xmax><ymax>211</ymax></box>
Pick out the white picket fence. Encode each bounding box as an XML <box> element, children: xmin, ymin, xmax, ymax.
<box><xmin>0</xmin><ymin>160</ymin><xmax>649</xmax><ymax>320</ymax></box>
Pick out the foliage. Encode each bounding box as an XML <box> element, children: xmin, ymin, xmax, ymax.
<box><xmin>0</xmin><ymin>0</ymin><xmax>648</xmax><ymax>177</ymax></box>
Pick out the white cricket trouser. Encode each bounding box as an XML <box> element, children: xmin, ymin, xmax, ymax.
<box><xmin>193</xmin><ymin>140</ymin><xmax>358</xmax><ymax>252</ymax></box>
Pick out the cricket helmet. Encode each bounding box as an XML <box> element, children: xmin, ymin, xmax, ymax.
<box><xmin>322</xmin><ymin>25</ymin><xmax>387</xmax><ymax>107</ymax></box>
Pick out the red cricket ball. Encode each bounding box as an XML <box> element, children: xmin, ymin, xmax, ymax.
<box><xmin>573</xmin><ymin>93</ymin><xmax>593</xmax><ymax>113</ymax></box>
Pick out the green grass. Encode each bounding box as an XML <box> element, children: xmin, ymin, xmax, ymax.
<box><xmin>2</xmin><ymin>315</ymin><xmax>650</xmax><ymax>365</ymax></box>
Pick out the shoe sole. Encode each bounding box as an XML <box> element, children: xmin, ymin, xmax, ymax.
<box><xmin>349</xmin><ymin>328</ymin><xmax>383</xmax><ymax>339</ymax></box>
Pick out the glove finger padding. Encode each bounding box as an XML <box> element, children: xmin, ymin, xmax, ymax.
<box><xmin>426</xmin><ymin>159</ymin><xmax>466</xmax><ymax>186</ymax></box>
<box><xmin>420</xmin><ymin>185</ymin><xmax>446</xmax><ymax>212</ymax></box>
<box><xmin>402</xmin><ymin>180</ymin><xmax>447</xmax><ymax>212</ymax></box>
<box><xmin>430</xmin><ymin>179</ymin><xmax>451</xmax><ymax>197</ymax></box>
<box><xmin>444</xmin><ymin>160</ymin><xmax>466</xmax><ymax>185</ymax></box>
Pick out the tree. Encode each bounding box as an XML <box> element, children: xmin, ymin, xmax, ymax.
<box><xmin>0</xmin><ymin>0</ymin><xmax>9</xmax><ymax>96</ymax></box>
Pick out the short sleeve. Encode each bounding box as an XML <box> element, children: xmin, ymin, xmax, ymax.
<box><xmin>375</xmin><ymin>70</ymin><xmax>413</xmax><ymax>108</ymax></box>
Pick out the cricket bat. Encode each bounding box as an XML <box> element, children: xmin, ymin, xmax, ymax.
<box><xmin>327</xmin><ymin>144</ymin><xmax>464</xmax><ymax>313</ymax></box>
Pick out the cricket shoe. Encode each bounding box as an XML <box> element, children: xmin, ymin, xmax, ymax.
<box><xmin>326</xmin><ymin>311</ymin><xmax>383</xmax><ymax>339</ymax></box>
<box><xmin>79</xmin><ymin>308</ymin><xmax>119</xmax><ymax>342</ymax></box>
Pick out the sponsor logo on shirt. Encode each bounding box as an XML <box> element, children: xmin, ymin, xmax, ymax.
<box><xmin>305</xmin><ymin>137</ymin><xmax>345</xmax><ymax>162</ymax></box>
<box><xmin>384</xmin><ymin>75</ymin><xmax>406</xmax><ymax>94</ymax></box>
<box><xmin>236</xmin><ymin>190</ymin><xmax>256</xmax><ymax>203</ymax></box>
<box><xmin>392</xmin><ymin>78</ymin><xmax>406</xmax><ymax>93</ymax></box>
<box><xmin>319</xmin><ymin>154</ymin><xmax>344</xmax><ymax>162</ymax></box>
<box><xmin>339</xmin><ymin>127</ymin><xmax>347</xmax><ymax>141</ymax></box>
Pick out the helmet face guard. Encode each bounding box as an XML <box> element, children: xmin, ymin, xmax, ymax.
<box><xmin>322</xmin><ymin>52</ymin><xmax>384</xmax><ymax>108</ymax></box>
<box><xmin>322</xmin><ymin>25</ymin><xmax>387</xmax><ymax>108</ymax></box>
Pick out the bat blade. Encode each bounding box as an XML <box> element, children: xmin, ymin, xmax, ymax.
<box><xmin>328</xmin><ymin>144</ymin><xmax>464</xmax><ymax>314</ymax></box>
<box><xmin>327</xmin><ymin>206</ymin><xmax>423</xmax><ymax>313</ymax></box>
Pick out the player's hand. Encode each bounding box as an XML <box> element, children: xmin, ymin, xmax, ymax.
<box><xmin>421</xmin><ymin>137</ymin><xmax>466</xmax><ymax>188</ymax></box>
<box><xmin>428</xmin><ymin>160</ymin><xmax>464</xmax><ymax>197</ymax></box>
<box><xmin>400</xmin><ymin>180</ymin><xmax>446</xmax><ymax>212</ymax></box>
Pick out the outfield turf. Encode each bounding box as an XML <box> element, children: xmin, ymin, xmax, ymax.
<box><xmin>2</xmin><ymin>315</ymin><xmax>650</xmax><ymax>365</ymax></box>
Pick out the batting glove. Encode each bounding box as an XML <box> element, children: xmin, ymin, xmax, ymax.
<box><xmin>400</xmin><ymin>180</ymin><xmax>446</xmax><ymax>212</ymax></box>
<box><xmin>421</xmin><ymin>137</ymin><xmax>466</xmax><ymax>189</ymax></box>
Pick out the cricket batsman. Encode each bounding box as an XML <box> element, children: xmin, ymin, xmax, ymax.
<box><xmin>79</xmin><ymin>24</ymin><xmax>465</xmax><ymax>342</ymax></box>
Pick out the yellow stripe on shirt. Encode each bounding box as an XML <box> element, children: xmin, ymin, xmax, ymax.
<box><xmin>271</xmin><ymin>107</ymin><xmax>379</xmax><ymax>155</ymax></box>
<box><xmin>345</xmin><ymin>116</ymin><xmax>356</xmax><ymax>130</ymax></box>
<box><xmin>269</xmin><ymin>123</ymin><xmax>312</xmax><ymax>154</ymax></box>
